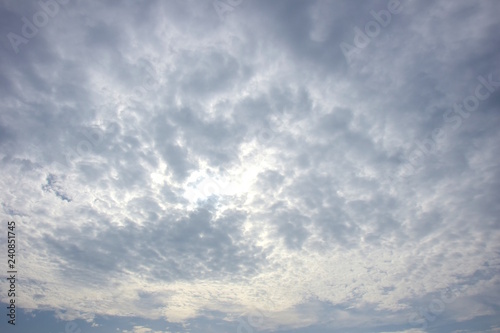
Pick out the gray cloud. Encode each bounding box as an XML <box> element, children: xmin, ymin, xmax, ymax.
<box><xmin>1</xmin><ymin>0</ymin><xmax>499</xmax><ymax>332</ymax></box>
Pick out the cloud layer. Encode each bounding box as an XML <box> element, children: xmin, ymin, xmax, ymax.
<box><xmin>1</xmin><ymin>0</ymin><xmax>499</xmax><ymax>332</ymax></box>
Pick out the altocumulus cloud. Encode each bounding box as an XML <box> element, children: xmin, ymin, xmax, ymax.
<box><xmin>1</xmin><ymin>1</ymin><xmax>500</xmax><ymax>333</ymax></box>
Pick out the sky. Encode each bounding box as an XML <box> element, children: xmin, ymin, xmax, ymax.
<box><xmin>0</xmin><ymin>0</ymin><xmax>500</xmax><ymax>332</ymax></box>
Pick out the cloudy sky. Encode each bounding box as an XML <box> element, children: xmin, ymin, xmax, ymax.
<box><xmin>1</xmin><ymin>0</ymin><xmax>500</xmax><ymax>332</ymax></box>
